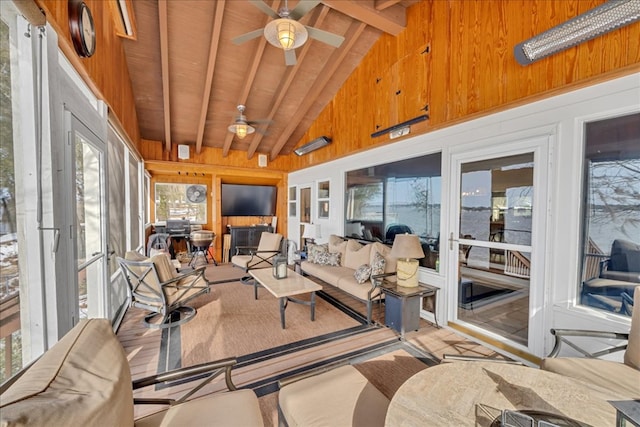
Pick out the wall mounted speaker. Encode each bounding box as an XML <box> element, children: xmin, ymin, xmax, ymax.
<box><xmin>258</xmin><ymin>154</ymin><xmax>268</xmax><ymax>167</ymax></box>
<box><xmin>178</xmin><ymin>144</ymin><xmax>190</xmax><ymax>160</ymax></box>
<box><xmin>178</xmin><ymin>145</ymin><xmax>189</xmax><ymax>160</ymax></box>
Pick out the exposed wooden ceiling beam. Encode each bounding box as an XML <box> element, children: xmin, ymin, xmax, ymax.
<box><xmin>246</xmin><ymin>5</ymin><xmax>330</xmax><ymax>159</ymax></box>
<box><xmin>222</xmin><ymin>0</ymin><xmax>282</xmax><ymax>157</ymax></box>
<box><xmin>321</xmin><ymin>0</ymin><xmax>405</xmax><ymax>35</ymax></box>
<box><xmin>375</xmin><ymin>0</ymin><xmax>401</xmax><ymax>11</ymax></box>
<box><xmin>195</xmin><ymin>0</ymin><xmax>225</xmax><ymax>155</ymax></box>
<box><xmin>158</xmin><ymin>0</ymin><xmax>172</xmax><ymax>152</ymax></box>
<box><xmin>270</xmin><ymin>20</ymin><xmax>367</xmax><ymax>159</ymax></box>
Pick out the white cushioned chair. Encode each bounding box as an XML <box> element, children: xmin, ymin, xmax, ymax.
<box><xmin>0</xmin><ymin>319</ymin><xmax>264</xmax><ymax>427</ymax></box>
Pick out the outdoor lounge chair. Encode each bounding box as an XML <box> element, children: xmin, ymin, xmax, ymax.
<box><xmin>231</xmin><ymin>231</ymin><xmax>284</xmax><ymax>280</ymax></box>
<box><xmin>0</xmin><ymin>319</ymin><xmax>264</xmax><ymax>426</ymax></box>
<box><xmin>540</xmin><ymin>286</ymin><xmax>639</xmax><ymax>399</ymax></box>
<box><xmin>118</xmin><ymin>252</ymin><xmax>211</xmax><ymax>328</ymax></box>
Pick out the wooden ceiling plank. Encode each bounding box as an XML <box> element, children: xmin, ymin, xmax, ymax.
<box><xmin>222</xmin><ymin>0</ymin><xmax>282</xmax><ymax>157</ymax></box>
<box><xmin>195</xmin><ymin>0</ymin><xmax>226</xmax><ymax>155</ymax></box>
<box><xmin>321</xmin><ymin>0</ymin><xmax>405</xmax><ymax>35</ymax></box>
<box><xmin>159</xmin><ymin>0</ymin><xmax>171</xmax><ymax>152</ymax></box>
<box><xmin>375</xmin><ymin>0</ymin><xmax>401</xmax><ymax>11</ymax></box>
<box><xmin>246</xmin><ymin>5</ymin><xmax>331</xmax><ymax>159</ymax></box>
<box><xmin>270</xmin><ymin>21</ymin><xmax>367</xmax><ymax>159</ymax></box>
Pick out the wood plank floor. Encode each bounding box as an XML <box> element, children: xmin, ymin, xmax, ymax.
<box><xmin>117</xmin><ymin>264</ymin><xmax>509</xmax><ymax>426</ymax></box>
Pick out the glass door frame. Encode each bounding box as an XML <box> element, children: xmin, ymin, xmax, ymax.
<box><xmin>446</xmin><ymin>134</ymin><xmax>550</xmax><ymax>356</ymax></box>
<box><xmin>66</xmin><ymin>111</ymin><xmax>109</xmax><ymax>323</ymax></box>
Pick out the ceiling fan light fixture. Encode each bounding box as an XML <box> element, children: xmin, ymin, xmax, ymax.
<box><xmin>228</xmin><ymin>122</ymin><xmax>255</xmax><ymax>139</ymax></box>
<box><xmin>264</xmin><ymin>18</ymin><xmax>307</xmax><ymax>50</ymax></box>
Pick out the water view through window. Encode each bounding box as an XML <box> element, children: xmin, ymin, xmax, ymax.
<box><xmin>345</xmin><ymin>153</ymin><xmax>442</xmax><ymax>270</ymax></box>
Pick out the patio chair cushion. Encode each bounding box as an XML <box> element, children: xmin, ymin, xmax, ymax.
<box><xmin>540</xmin><ymin>357</ymin><xmax>640</xmax><ymax>399</ymax></box>
<box><xmin>134</xmin><ymin>389</ymin><xmax>263</xmax><ymax>427</ymax></box>
<box><xmin>0</xmin><ymin>319</ymin><xmax>133</xmax><ymax>427</ymax></box>
<box><xmin>257</xmin><ymin>232</ymin><xmax>281</xmax><ymax>252</ymax></box>
<box><xmin>279</xmin><ymin>364</ymin><xmax>389</xmax><ymax>427</ymax></box>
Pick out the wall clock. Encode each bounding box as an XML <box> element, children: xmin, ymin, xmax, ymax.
<box><xmin>69</xmin><ymin>0</ymin><xmax>96</xmax><ymax>58</ymax></box>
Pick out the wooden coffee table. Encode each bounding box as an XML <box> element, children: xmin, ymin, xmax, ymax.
<box><xmin>249</xmin><ymin>269</ymin><xmax>323</xmax><ymax>329</ymax></box>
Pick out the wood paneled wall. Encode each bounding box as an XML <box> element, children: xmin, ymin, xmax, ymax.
<box><xmin>37</xmin><ymin>0</ymin><xmax>141</xmax><ymax>147</ymax></box>
<box><xmin>145</xmin><ymin>159</ymin><xmax>287</xmax><ymax>263</ymax></box>
<box><xmin>288</xmin><ymin>0</ymin><xmax>640</xmax><ymax>171</ymax></box>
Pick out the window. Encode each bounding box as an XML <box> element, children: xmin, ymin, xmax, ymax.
<box><xmin>317</xmin><ymin>180</ymin><xmax>330</xmax><ymax>219</ymax></box>
<box><xmin>288</xmin><ymin>186</ymin><xmax>297</xmax><ymax>217</ymax></box>
<box><xmin>579</xmin><ymin>112</ymin><xmax>639</xmax><ymax>317</ymax></box>
<box><xmin>154</xmin><ymin>183</ymin><xmax>207</xmax><ymax>223</ymax></box>
<box><xmin>345</xmin><ymin>153</ymin><xmax>442</xmax><ymax>269</ymax></box>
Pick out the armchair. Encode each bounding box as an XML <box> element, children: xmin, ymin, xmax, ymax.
<box><xmin>118</xmin><ymin>252</ymin><xmax>211</xmax><ymax>328</ymax></box>
<box><xmin>540</xmin><ymin>287</ymin><xmax>639</xmax><ymax>399</ymax></box>
<box><xmin>0</xmin><ymin>319</ymin><xmax>264</xmax><ymax>426</ymax></box>
<box><xmin>231</xmin><ymin>231</ymin><xmax>284</xmax><ymax>278</ymax></box>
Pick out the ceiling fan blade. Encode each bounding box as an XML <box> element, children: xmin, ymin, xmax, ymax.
<box><xmin>284</xmin><ymin>49</ymin><xmax>297</xmax><ymax>66</ymax></box>
<box><xmin>289</xmin><ymin>0</ymin><xmax>322</xmax><ymax>20</ymax></box>
<box><xmin>248</xmin><ymin>119</ymin><xmax>274</xmax><ymax>125</ymax></box>
<box><xmin>249</xmin><ymin>0</ymin><xmax>280</xmax><ymax>19</ymax></box>
<box><xmin>305</xmin><ymin>26</ymin><xmax>345</xmax><ymax>48</ymax></box>
<box><xmin>232</xmin><ymin>28</ymin><xmax>265</xmax><ymax>45</ymax></box>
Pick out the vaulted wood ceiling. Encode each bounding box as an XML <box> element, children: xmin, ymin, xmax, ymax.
<box><xmin>121</xmin><ymin>0</ymin><xmax>418</xmax><ymax>161</ymax></box>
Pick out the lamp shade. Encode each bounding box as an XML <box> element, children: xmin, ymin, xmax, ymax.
<box><xmin>390</xmin><ymin>234</ymin><xmax>425</xmax><ymax>260</ymax></box>
<box><xmin>264</xmin><ymin>18</ymin><xmax>308</xmax><ymax>50</ymax></box>
<box><xmin>302</xmin><ymin>223</ymin><xmax>319</xmax><ymax>239</ymax></box>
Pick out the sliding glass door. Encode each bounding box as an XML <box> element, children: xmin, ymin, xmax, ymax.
<box><xmin>448</xmin><ymin>138</ymin><xmax>548</xmax><ymax>352</ymax></box>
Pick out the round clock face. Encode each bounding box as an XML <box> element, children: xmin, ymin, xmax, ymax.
<box><xmin>80</xmin><ymin>5</ymin><xmax>95</xmax><ymax>56</ymax></box>
<box><xmin>69</xmin><ymin>1</ymin><xmax>95</xmax><ymax>58</ymax></box>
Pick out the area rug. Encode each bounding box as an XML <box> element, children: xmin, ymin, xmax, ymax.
<box><xmin>174</xmin><ymin>280</ymin><xmax>366</xmax><ymax>370</ymax></box>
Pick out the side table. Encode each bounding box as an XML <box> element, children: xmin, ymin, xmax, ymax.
<box><xmin>380</xmin><ymin>280</ymin><xmax>439</xmax><ymax>339</ymax></box>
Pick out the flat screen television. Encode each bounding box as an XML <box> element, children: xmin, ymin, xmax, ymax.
<box><xmin>221</xmin><ymin>184</ymin><xmax>277</xmax><ymax>216</ymax></box>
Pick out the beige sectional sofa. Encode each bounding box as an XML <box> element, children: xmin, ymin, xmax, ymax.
<box><xmin>300</xmin><ymin>235</ymin><xmax>397</xmax><ymax>323</ymax></box>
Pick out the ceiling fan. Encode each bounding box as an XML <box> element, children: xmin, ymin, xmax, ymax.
<box><xmin>232</xmin><ymin>0</ymin><xmax>345</xmax><ymax>66</ymax></box>
<box><xmin>227</xmin><ymin>105</ymin><xmax>270</xmax><ymax>139</ymax></box>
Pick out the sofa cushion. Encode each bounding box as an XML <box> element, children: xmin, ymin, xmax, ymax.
<box><xmin>134</xmin><ymin>389</ymin><xmax>263</xmax><ymax>427</ymax></box>
<box><xmin>301</xmin><ymin>261</ymin><xmax>353</xmax><ymax>287</ymax></box>
<box><xmin>1</xmin><ymin>319</ymin><xmax>134</xmax><ymax>427</ymax></box>
<box><xmin>624</xmin><ymin>287</ymin><xmax>640</xmax><ymax>370</ymax></box>
<box><xmin>540</xmin><ymin>357</ymin><xmax>640</xmax><ymax>399</ymax></box>
<box><xmin>354</xmin><ymin>264</ymin><xmax>372</xmax><ymax>284</ymax></box>
<box><xmin>338</xmin><ymin>274</ymin><xmax>383</xmax><ymax>301</ymax></box>
<box><xmin>316</xmin><ymin>251</ymin><xmax>341</xmax><ymax>267</ymax></box>
<box><xmin>370</xmin><ymin>252</ymin><xmax>386</xmax><ymax>277</ymax></box>
<box><xmin>344</xmin><ymin>240</ymin><xmax>372</xmax><ymax>270</ymax></box>
<box><xmin>328</xmin><ymin>235</ymin><xmax>348</xmax><ymax>266</ymax></box>
<box><xmin>370</xmin><ymin>242</ymin><xmax>397</xmax><ymax>274</ymax></box>
<box><xmin>279</xmin><ymin>364</ymin><xmax>389</xmax><ymax>427</ymax></box>
<box><xmin>307</xmin><ymin>243</ymin><xmax>328</xmax><ymax>263</ymax></box>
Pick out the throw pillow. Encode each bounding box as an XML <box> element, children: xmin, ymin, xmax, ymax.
<box><xmin>307</xmin><ymin>243</ymin><xmax>328</xmax><ymax>263</ymax></box>
<box><xmin>371</xmin><ymin>251</ymin><xmax>386</xmax><ymax>277</ymax></box>
<box><xmin>354</xmin><ymin>264</ymin><xmax>372</xmax><ymax>284</ymax></box>
<box><xmin>316</xmin><ymin>251</ymin><xmax>342</xmax><ymax>267</ymax></box>
<box><xmin>344</xmin><ymin>240</ymin><xmax>372</xmax><ymax>270</ymax></box>
<box><xmin>328</xmin><ymin>238</ymin><xmax>348</xmax><ymax>266</ymax></box>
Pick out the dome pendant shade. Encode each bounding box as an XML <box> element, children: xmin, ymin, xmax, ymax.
<box><xmin>228</xmin><ymin>122</ymin><xmax>255</xmax><ymax>139</ymax></box>
<box><xmin>264</xmin><ymin>18</ymin><xmax>308</xmax><ymax>50</ymax></box>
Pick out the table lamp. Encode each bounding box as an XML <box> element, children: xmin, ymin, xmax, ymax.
<box><xmin>390</xmin><ymin>234</ymin><xmax>425</xmax><ymax>287</ymax></box>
